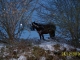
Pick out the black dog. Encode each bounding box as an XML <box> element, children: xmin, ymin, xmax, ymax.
<box><xmin>32</xmin><ymin>22</ymin><xmax>56</xmax><ymax>40</ymax></box>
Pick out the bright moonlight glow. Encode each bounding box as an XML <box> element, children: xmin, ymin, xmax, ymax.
<box><xmin>20</xmin><ymin>24</ymin><xmax>22</xmax><ymax>26</ymax></box>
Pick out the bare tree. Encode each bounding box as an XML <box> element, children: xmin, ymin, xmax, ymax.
<box><xmin>0</xmin><ymin>0</ymin><xmax>37</xmax><ymax>41</ymax></box>
<box><xmin>36</xmin><ymin>0</ymin><xmax>80</xmax><ymax>43</ymax></box>
<box><xmin>54</xmin><ymin>0</ymin><xmax>80</xmax><ymax>41</ymax></box>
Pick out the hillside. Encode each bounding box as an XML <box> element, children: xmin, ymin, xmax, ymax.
<box><xmin>0</xmin><ymin>38</ymin><xmax>80</xmax><ymax>60</ymax></box>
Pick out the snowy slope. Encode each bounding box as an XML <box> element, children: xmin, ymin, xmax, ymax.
<box><xmin>39</xmin><ymin>41</ymin><xmax>76</xmax><ymax>51</ymax></box>
<box><xmin>0</xmin><ymin>40</ymin><xmax>80</xmax><ymax>60</ymax></box>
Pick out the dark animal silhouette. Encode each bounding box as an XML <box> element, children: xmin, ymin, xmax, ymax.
<box><xmin>32</xmin><ymin>22</ymin><xmax>56</xmax><ymax>40</ymax></box>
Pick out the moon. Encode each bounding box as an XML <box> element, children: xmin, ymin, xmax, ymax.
<box><xmin>20</xmin><ymin>24</ymin><xmax>22</xmax><ymax>26</ymax></box>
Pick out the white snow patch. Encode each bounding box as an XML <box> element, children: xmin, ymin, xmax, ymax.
<box><xmin>39</xmin><ymin>44</ymin><xmax>54</xmax><ymax>51</ymax></box>
<box><xmin>39</xmin><ymin>41</ymin><xmax>79</xmax><ymax>51</ymax></box>
<box><xmin>40</xmin><ymin>56</ymin><xmax>46</xmax><ymax>60</ymax></box>
<box><xmin>66</xmin><ymin>56</ymin><xmax>72</xmax><ymax>60</ymax></box>
<box><xmin>61</xmin><ymin>43</ymin><xmax>74</xmax><ymax>51</ymax></box>
<box><xmin>18</xmin><ymin>55</ymin><xmax>27</xmax><ymax>60</ymax></box>
<box><xmin>3</xmin><ymin>52</ymin><xmax>9</xmax><ymax>57</ymax></box>
<box><xmin>39</xmin><ymin>41</ymin><xmax>57</xmax><ymax>51</ymax></box>
<box><xmin>77</xmin><ymin>48</ymin><xmax>80</xmax><ymax>51</ymax></box>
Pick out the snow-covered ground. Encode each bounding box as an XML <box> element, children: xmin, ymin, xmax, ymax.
<box><xmin>39</xmin><ymin>41</ymin><xmax>75</xmax><ymax>51</ymax></box>
<box><xmin>0</xmin><ymin>40</ymin><xmax>80</xmax><ymax>60</ymax></box>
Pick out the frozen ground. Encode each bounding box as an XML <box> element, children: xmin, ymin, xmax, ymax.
<box><xmin>39</xmin><ymin>41</ymin><xmax>76</xmax><ymax>51</ymax></box>
<box><xmin>0</xmin><ymin>40</ymin><xmax>80</xmax><ymax>60</ymax></box>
